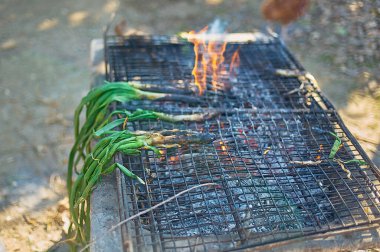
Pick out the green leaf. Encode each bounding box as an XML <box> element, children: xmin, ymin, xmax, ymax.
<box><xmin>342</xmin><ymin>159</ymin><xmax>367</xmax><ymax>166</ymax></box>
<box><xmin>116</xmin><ymin>163</ymin><xmax>145</xmax><ymax>185</ymax></box>
<box><xmin>144</xmin><ymin>145</ymin><xmax>161</xmax><ymax>156</ymax></box>
<box><xmin>121</xmin><ymin>149</ymin><xmax>141</xmax><ymax>155</ymax></box>
<box><xmin>102</xmin><ymin>163</ymin><xmax>117</xmax><ymax>175</ymax></box>
<box><xmin>328</xmin><ymin>132</ymin><xmax>342</xmax><ymax>159</ymax></box>
<box><xmin>94</xmin><ymin>118</ymin><xmax>125</xmax><ymax>137</ymax></box>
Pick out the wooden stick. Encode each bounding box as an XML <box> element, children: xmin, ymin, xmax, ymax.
<box><xmin>80</xmin><ymin>183</ymin><xmax>218</xmax><ymax>252</ymax></box>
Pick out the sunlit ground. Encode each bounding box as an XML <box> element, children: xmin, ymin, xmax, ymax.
<box><xmin>340</xmin><ymin>89</ymin><xmax>380</xmax><ymax>162</ymax></box>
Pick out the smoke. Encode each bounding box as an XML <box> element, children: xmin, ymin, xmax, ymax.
<box><xmin>207</xmin><ymin>19</ymin><xmax>227</xmax><ymax>34</ymax></box>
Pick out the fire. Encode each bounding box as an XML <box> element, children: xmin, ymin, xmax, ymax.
<box><xmin>187</xmin><ymin>26</ymin><xmax>233</xmax><ymax>95</ymax></box>
<box><xmin>188</xmin><ymin>26</ymin><xmax>208</xmax><ymax>95</ymax></box>
<box><xmin>207</xmin><ymin>40</ymin><xmax>227</xmax><ymax>90</ymax></box>
<box><xmin>229</xmin><ymin>47</ymin><xmax>240</xmax><ymax>77</ymax></box>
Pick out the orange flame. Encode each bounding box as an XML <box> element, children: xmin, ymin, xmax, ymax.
<box><xmin>207</xmin><ymin>40</ymin><xmax>228</xmax><ymax>90</ymax></box>
<box><xmin>187</xmin><ymin>26</ymin><xmax>228</xmax><ymax>95</ymax></box>
<box><xmin>229</xmin><ymin>48</ymin><xmax>240</xmax><ymax>76</ymax></box>
<box><xmin>188</xmin><ymin>26</ymin><xmax>208</xmax><ymax>95</ymax></box>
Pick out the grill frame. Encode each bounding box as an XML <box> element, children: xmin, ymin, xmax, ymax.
<box><xmin>102</xmin><ymin>34</ymin><xmax>380</xmax><ymax>251</ymax></box>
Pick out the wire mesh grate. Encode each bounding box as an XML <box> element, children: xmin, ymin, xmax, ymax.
<box><xmin>105</xmin><ymin>35</ymin><xmax>331</xmax><ymax>111</ymax></box>
<box><xmin>104</xmin><ymin>35</ymin><xmax>380</xmax><ymax>251</ymax></box>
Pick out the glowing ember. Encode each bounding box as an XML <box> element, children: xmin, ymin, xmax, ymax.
<box><xmin>220</xmin><ymin>141</ymin><xmax>227</xmax><ymax>151</ymax></box>
<box><xmin>218</xmin><ymin>140</ymin><xmax>229</xmax><ymax>155</ymax></box>
<box><xmin>316</xmin><ymin>144</ymin><xmax>324</xmax><ymax>160</ymax></box>
<box><xmin>169</xmin><ymin>156</ymin><xmax>180</xmax><ymax>163</ymax></box>
<box><xmin>263</xmin><ymin>147</ymin><xmax>271</xmax><ymax>156</ymax></box>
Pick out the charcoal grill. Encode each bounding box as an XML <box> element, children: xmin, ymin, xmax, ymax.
<box><xmin>98</xmin><ymin>33</ymin><xmax>380</xmax><ymax>251</ymax></box>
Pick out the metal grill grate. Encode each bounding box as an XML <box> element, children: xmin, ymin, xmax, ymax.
<box><xmin>105</xmin><ymin>35</ymin><xmax>331</xmax><ymax>111</ymax></box>
<box><xmin>104</xmin><ymin>35</ymin><xmax>380</xmax><ymax>251</ymax></box>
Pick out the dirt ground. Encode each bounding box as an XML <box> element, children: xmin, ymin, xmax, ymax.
<box><xmin>0</xmin><ymin>0</ymin><xmax>378</xmax><ymax>251</ymax></box>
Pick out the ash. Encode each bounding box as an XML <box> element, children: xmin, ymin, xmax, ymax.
<box><xmin>140</xmin><ymin>116</ymin><xmax>336</xmax><ymax>237</ymax></box>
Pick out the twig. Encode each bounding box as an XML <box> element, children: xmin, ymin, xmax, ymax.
<box><xmin>285</xmin><ymin>82</ymin><xmax>305</xmax><ymax>95</ymax></box>
<box><xmin>275</xmin><ymin>69</ymin><xmax>306</xmax><ymax>77</ymax></box>
<box><xmin>289</xmin><ymin>160</ymin><xmax>323</xmax><ymax>166</ymax></box>
<box><xmin>79</xmin><ymin>183</ymin><xmax>217</xmax><ymax>252</ymax></box>
<box><xmin>276</xmin><ymin>69</ymin><xmax>318</xmax><ymax>95</ymax></box>
<box><xmin>335</xmin><ymin>159</ymin><xmax>352</xmax><ymax>180</ymax></box>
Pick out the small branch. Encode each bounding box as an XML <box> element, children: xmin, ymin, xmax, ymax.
<box><xmin>285</xmin><ymin>82</ymin><xmax>305</xmax><ymax>95</ymax></box>
<box><xmin>334</xmin><ymin>158</ymin><xmax>353</xmax><ymax>180</ymax></box>
<box><xmin>275</xmin><ymin>69</ymin><xmax>306</xmax><ymax>77</ymax></box>
<box><xmin>289</xmin><ymin>160</ymin><xmax>322</xmax><ymax>166</ymax></box>
<box><xmin>80</xmin><ymin>183</ymin><xmax>218</xmax><ymax>252</ymax></box>
<box><xmin>276</xmin><ymin>69</ymin><xmax>319</xmax><ymax>95</ymax></box>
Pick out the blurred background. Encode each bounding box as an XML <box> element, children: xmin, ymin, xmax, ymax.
<box><xmin>0</xmin><ymin>0</ymin><xmax>378</xmax><ymax>251</ymax></box>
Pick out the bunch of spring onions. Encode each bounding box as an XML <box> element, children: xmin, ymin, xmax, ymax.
<box><xmin>67</xmin><ymin>81</ymin><xmax>217</xmax><ymax>249</ymax></box>
<box><xmin>68</xmin><ymin>81</ymin><xmax>206</xmax><ymax>196</ymax></box>
<box><xmin>68</xmin><ymin>128</ymin><xmax>215</xmax><ymax>248</ymax></box>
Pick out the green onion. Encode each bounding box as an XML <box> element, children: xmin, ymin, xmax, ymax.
<box><xmin>67</xmin><ymin>81</ymin><xmax>208</xmax><ymax>199</ymax></box>
<box><xmin>328</xmin><ymin>132</ymin><xmax>342</xmax><ymax>159</ymax></box>
<box><xmin>67</xmin><ymin>81</ymin><xmax>219</xmax><ymax>250</ymax></box>
<box><xmin>68</xmin><ymin>129</ymin><xmax>215</xmax><ymax>249</ymax></box>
